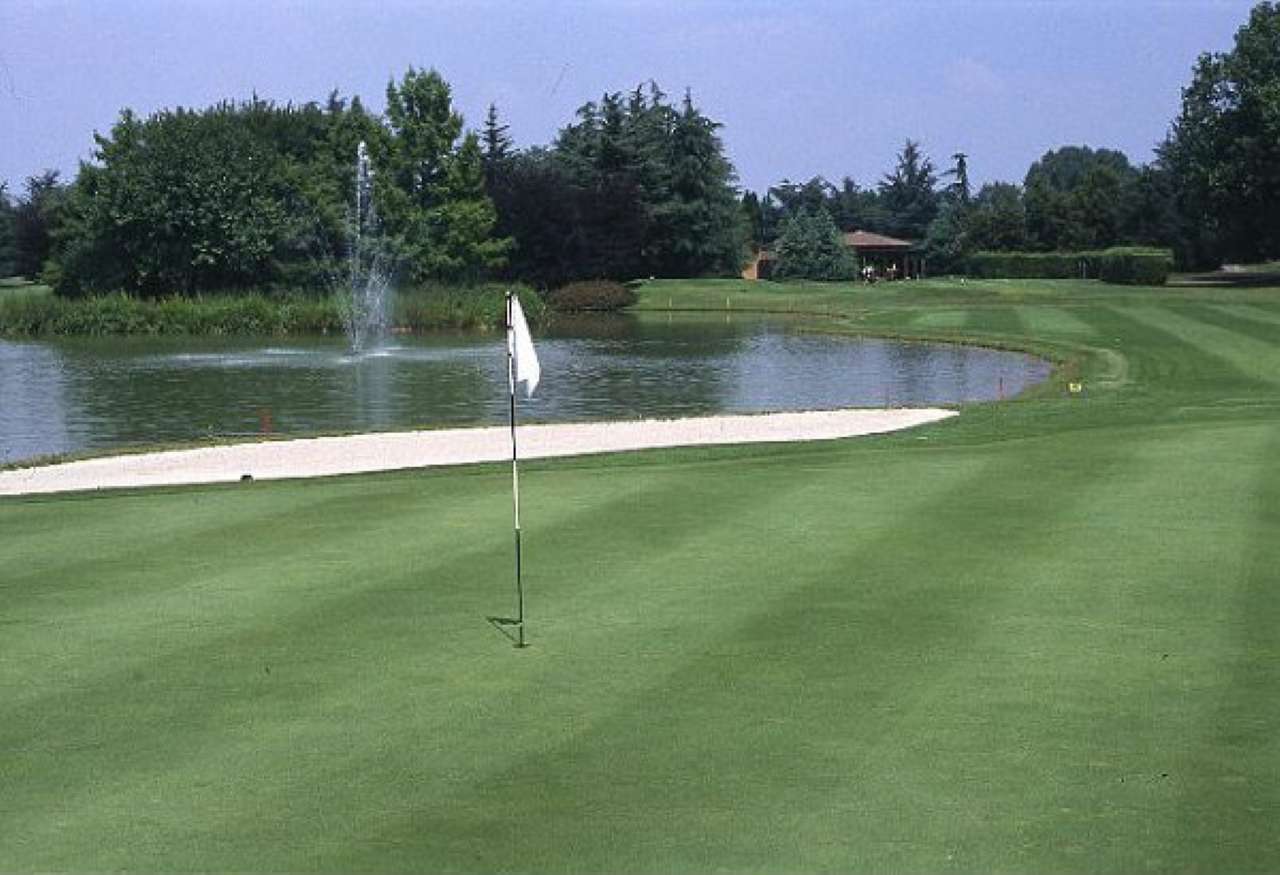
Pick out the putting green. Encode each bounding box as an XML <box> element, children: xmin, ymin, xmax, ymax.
<box><xmin>2</xmin><ymin>278</ymin><xmax>1278</xmax><ymax>872</ymax></box>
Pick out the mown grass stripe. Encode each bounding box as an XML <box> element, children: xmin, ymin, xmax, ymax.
<box><xmin>1017</xmin><ymin>305</ymin><xmax>1098</xmax><ymax>339</ymax></box>
<box><xmin>0</xmin><ymin>457</ymin><xmax>866</xmax><ymax>871</ymax></box>
<box><xmin>1207</xmin><ymin>302</ymin><xmax>1280</xmax><ymax>331</ymax></box>
<box><xmin>330</xmin><ymin>449</ymin><xmax>1018</xmax><ymax>873</ymax></box>
<box><xmin>1127</xmin><ymin>304</ymin><xmax>1280</xmax><ymax>388</ymax></box>
<box><xmin>963</xmin><ymin>306</ymin><xmax>1026</xmax><ymax>338</ymax></box>
<box><xmin>1078</xmin><ymin>305</ymin><xmax>1269</xmax><ymax>394</ymax></box>
<box><xmin>1169</xmin><ymin>424</ymin><xmax>1280</xmax><ymax>871</ymax></box>
<box><xmin>908</xmin><ymin>310</ymin><xmax>967</xmax><ymax>331</ymax></box>
<box><xmin>1179</xmin><ymin>303</ymin><xmax>1280</xmax><ymax>346</ymax></box>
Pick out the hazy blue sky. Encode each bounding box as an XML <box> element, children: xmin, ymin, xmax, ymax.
<box><xmin>0</xmin><ymin>0</ymin><xmax>1258</xmax><ymax>198</ymax></box>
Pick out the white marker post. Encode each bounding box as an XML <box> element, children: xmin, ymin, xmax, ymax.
<box><xmin>499</xmin><ymin>291</ymin><xmax>540</xmax><ymax>647</ymax></box>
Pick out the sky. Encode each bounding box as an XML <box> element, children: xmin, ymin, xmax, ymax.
<box><xmin>0</xmin><ymin>0</ymin><xmax>1259</xmax><ymax>199</ymax></box>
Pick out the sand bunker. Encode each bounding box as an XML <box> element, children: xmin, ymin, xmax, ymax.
<box><xmin>0</xmin><ymin>408</ymin><xmax>956</xmax><ymax>497</ymax></box>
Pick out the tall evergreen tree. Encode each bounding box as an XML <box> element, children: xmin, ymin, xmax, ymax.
<box><xmin>878</xmin><ymin>140</ymin><xmax>938</xmax><ymax>239</ymax></box>
<box><xmin>481</xmin><ymin>103</ymin><xmax>514</xmax><ymax>169</ymax></box>
<box><xmin>770</xmin><ymin>177</ymin><xmax>835</xmax><ymax>218</ymax></box>
<box><xmin>544</xmin><ymin>82</ymin><xmax>744</xmax><ymax>281</ymax></box>
<box><xmin>656</xmin><ymin>91</ymin><xmax>745</xmax><ymax>277</ymax></box>
<box><xmin>945</xmin><ymin>152</ymin><xmax>971</xmax><ymax>205</ymax></box>
<box><xmin>741</xmin><ymin>191</ymin><xmax>765</xmax><ymax>249</ymax></box>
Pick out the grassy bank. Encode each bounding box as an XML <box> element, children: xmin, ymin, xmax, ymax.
<box><xmin>0</xmin><ymin>283</ymin><xmax>544</xmax><ymax>336</ymax></box>
<box><xmin>3</xmin><ymin>278</ymin><xmax>1280</xmax><ymax>871</ymax></box>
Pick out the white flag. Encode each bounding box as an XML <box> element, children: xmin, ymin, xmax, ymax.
<box><xmin>507</xmin><ymin>294</ymin><xmax>540</xmax><ymax>397</ymax></box>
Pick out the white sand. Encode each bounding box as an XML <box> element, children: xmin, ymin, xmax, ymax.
<box><xmin>0</xmin><ymin>407</ymin><xmax>956</xmax><ymax>497</ymax></box>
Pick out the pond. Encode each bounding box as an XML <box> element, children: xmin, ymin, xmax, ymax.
<box><xmin>0</xmin><ymin>312</ymin><xmax>1050</xmax><ymax>465</ymax></box>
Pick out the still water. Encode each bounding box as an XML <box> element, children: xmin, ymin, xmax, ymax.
<box><xmin>0</xmin><ymin>313</ymin><xmax>1049</xmax><ymax>465</ymax></box>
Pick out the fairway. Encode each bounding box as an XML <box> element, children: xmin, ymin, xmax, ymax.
<box><xmin>3</xmin><ymin>279</ymin><xmax>1279</xmax><ymax>872</ymax></box>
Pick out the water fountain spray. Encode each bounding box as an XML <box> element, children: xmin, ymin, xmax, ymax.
<box><xmin>343</xmin><ymin>141</ymin><xmax>393</xmax><ymax>353</ymax></box>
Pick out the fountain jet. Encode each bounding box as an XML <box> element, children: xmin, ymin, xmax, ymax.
<box><xmin>342</xmin><ymin>141</ymin><xmax>393</xmax><ymax>353</ymax></box>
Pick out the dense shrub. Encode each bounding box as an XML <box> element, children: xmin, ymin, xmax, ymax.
<box><xmin>395</xmin><ymin>283</ymin><xmax>544</xmax><ymax>331</ymax></box>
<box><xmin>0</xmin><ymin>292</ymin><xmax>346</xmax><ymax>336</ymax></box>
<box><xmin>966</xmin><ymin>251</ymin><xmax>1096</xmax><ymax>279</ymax></box>
<box><xmin>773</xmin><ymin>207</ymin><xmax>858</xmax><ymax>281</ymax></box>
<box><xmin>0</xmin><ymin>286</ymin><xmax>546</xmax><ymax>336</ymax></box>
<box><xmin>967</xmin><ymin>247</ymin><xmax>1172</xmax><ymax>285</ymax></box>
<box><xmin>545</xmin><ymin>280</ymin><xmax>636</xmax><ymax>312</ymax></box>
<box><xmin>1095</xmin><ymin>247</ymin><xmax>1173</xmax><ymax>285</ymax></box>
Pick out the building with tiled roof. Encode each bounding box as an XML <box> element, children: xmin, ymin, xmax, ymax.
<box><xmin>742</xmin><ymin>229</ymin><xmax>926</xmax><ymax>281</ymax></box>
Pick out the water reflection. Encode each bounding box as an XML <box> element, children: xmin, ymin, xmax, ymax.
<box><xmin>0</xmin><ymin>314</ymin><xmax>1049</xmax><ymax>465</ymax></box>
<box><xmin>0</xmin><ymin>340</ymin><xmax>73</xmax><ymax>461</ymax></box>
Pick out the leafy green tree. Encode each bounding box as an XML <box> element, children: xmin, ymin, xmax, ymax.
<box><xmin>1160</xmin><ymin>1</ymin><xmax>1280</xmax><ymax>265</ymax></box>
<box><xmin>52</xmin><ymin>107</ymin><xmax>299</xmax><ymax>296</ymax></box>
<box><xmin>965</xmin><ymin>183</ymin><xmax>1029</xmax><ymax>251</ymax></box>
<box><xmin>922</xmin><ymin>201</ymin><xmax>967</xmax><ymax>274</ymax></box>
<box><xmin>773</xmin><ymin>207</ymin><xmax>856</xmax><ymax>280</ymax></box>
<box><xmin>14</xmin><ymin>170</ymin><xmax>67</xmax><ymax>280</ymax></box>
<box><xmin>1124</xmin><ymin>165</ymin><xmax>1183</xmax><ymax>250</ymax></box>
<box><xmin>1065</xmin><ymin>165</ymin><xmax>1127</xmax><ymax>249</ymax></box>
<box><xmin>419</xmin><ymin>132</ymin><xmax>511</xmax><ymax>282</ymax></box>
<box><xmin>488</xmin><ymin>147</ymin><xmax>584</xmax><ymax>288</ymax></box>
<box><xmin>770</xmin><ymin>177</ymin><xmax>836</xmax><ymax>220</ymax></box>
<box><xmin>831</xmin><ymin>176</ymin><xmax>887</xmax><ymax>233</ymax></box>
<box><xmin>383</xmin><ymin>68</ymin><xmax>462</xmax><ymax>213</ymax></box>
<box><xmin>878</xmin><ymin>140</ymin><xmax>938</xmax><ymax>239</ymax></box>
<box><xmin>382</xmin><ymin>67</ymin><xmax>510</xmax><ymax>282</ymax></box>
<box><xmin>1023</xmin><ymin>146</ymin><xmax>1137</xmax><ymax>250</ymax></box>
<box><xmin>924</xmin><ymin>181</ymin><xmax>1029</xmax><ymax>273</ymax></box>
<box><xmin>276</xmin><ymin>92</ymin><xmax>390</xmax><ymax>286</ymax></box>
<box><xmin>0</xmin><ymin>183</ymin><xmax>16</xmax><ymax>277</ymax></box>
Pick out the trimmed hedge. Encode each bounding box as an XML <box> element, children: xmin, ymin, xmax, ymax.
<box><xmin>967</xmin><ymin>247</ymin><xmax>1173</xmax><ymax>285</ymax></box>
<box><xmin>967</xmin><ymin>251</ymin><xmax>1094</xmax><ymax>280</ymax></box>
<box><xmin>1095</xmin><ymin>248</ymin><xmax>1174</xmax><ymax>285</ymax></box>
<box><xmin>546</xmin><ymin>280</ymin><xmax>636</xmax><ymax>312</ymax></box>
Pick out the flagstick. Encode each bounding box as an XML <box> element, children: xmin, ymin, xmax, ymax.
<box><xmin>506</xmin><ymin>292</ymin><xmax>528</xmax><ymax>648</ymax></box>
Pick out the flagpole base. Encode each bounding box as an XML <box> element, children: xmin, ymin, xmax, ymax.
<box><xmin>487</xmin><ymin>615</ymin><xmax>530</xmax><ymax>649</ymax></box>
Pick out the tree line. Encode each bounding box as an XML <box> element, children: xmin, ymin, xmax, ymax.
<box><xmin>1</xmin><ymin>71</ymin><xmax>745</xmax><ymax>297</ymax></box>
<box><xmin>485</xmin><ymin>81</ymin><xmax>745</xmax><ymax>288</ymax></box>
<box><xmin>1</xmin><ymin>1</ymin><xmax>1276</xmax><ymax>291</ymax></box>
<box><xmin>746</xmin><ymin>2</ymin><xmax>1279</xmax><ymax>275</ymax></box>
